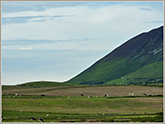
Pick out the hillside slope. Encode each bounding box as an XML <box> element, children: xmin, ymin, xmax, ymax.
<box><xmin>66</xmin><ymin>26</ymin><xmax>163</xmax><ymax>85</ymax></box>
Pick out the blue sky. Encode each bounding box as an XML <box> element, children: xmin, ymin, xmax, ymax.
<box><xmin>1</xmin><ymin>1</ymin><xmax>164</xmax><ymax>85</ymax></box>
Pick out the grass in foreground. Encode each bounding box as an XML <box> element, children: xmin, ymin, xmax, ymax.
<box><xmin>2</xmin><ymin>110</ymin><xmax>163</xmax><ymax>122</ymax></box>
<box><xmin>2</xmin><ymin>95</ymin><xmax>163</xmax><ymax>122</ymax></box>
<box><xmin>2</xmin><ymin>85</ymin><xmax>163</xmax><ymax>122</ymax></box>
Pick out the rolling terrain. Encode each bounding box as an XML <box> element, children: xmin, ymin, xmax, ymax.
<box><xmin>66</xmin><ymin>26</ymin><xmax>163</xmax><ymax>85</ymax></box>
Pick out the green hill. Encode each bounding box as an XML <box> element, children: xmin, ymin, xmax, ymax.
<box><xmin>66</xmin><ymin>26</ymin><xmax>163</xmax><ymax>85</ymax></box>
<box><xmin>18</xmin><ymin>81</ymin><xmax>75</xmax><ymax>88</ymax></box>
<box><xmin>106</xmin><ymin>61</ymin><xmax>163</xmax><ymax>85</ymax></box>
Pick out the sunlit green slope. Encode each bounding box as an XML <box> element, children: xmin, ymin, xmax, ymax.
<box><xmin>66</xmin><ymin>26</ymin><xmax>163</xmax><ymax>85</ymax></box>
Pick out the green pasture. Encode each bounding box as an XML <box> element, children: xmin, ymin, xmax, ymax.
<box><xmin>2</xmin><ymin>110</ymin><xmax>163</xmax><ymax>122</ymax></box>
<box><xmin>2</xmin><ymin>95</ymin><xmax>163</xmax><ymax>122</ymax></box>
<box><xmin>2</xmin><ymin>84</ymin><xmax>163</xmax><ymax>122</ymax></box>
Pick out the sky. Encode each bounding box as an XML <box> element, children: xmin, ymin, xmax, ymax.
<box><xmin>1</xmin><ymin>1</ymin><xmax>164</xmax><ymax>85</ymax></box>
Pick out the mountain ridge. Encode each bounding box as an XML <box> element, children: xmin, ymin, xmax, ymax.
<box><xmin>66</xmin><ymin>26</ymin><xmax>163</xmax><ymax>85</ymax></box>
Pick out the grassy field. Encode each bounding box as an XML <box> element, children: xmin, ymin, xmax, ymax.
<box><xmin>2</xmin><ymin>85</ymin><xmax>163</xmax><ymax>122</ymax></box>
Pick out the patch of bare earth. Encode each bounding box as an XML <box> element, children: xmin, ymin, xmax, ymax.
<box><xmin>38</xmin><ymin>86</ymin><xmax>162</xmax><ymax>96</ymax></box>
<box><xmin>2</xmin><ymin>86</ymin><xmax>162</xmax><ymax>96</ymax></box>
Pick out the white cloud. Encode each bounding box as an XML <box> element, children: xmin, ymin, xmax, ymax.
<box><xmin>2</xmin><ymin>4</ymin><xmax>163</xmax><ymax>52</ymax></box>
<box><xmin>2</xmin><ymin>4</ymin><xmax>163</xmax><ymax>42</ymax></box>
<box><xmin>1</xmin><ymin>2</ymin><xmax>164</xmax><ymax>85</ymax></box>
<box><xmin>2</xmin><ymin>44</ymin><xmax>33</xmax><ymax>50</ymax></box>
<box><xmin>18</xmin><ymin>46</ymin><xmax>32</xmax><ymax>50</ymax></box>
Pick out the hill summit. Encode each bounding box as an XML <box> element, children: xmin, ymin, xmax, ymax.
<box><xmin>67</xmin><ymin>26</ymin><xmax>163</xmax><ymax>85</ymax></box>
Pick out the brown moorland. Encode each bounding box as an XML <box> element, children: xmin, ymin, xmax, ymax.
<box><xmin>2</xmin><ymin>85</ymin><xmax>162</xmax><ymax>96</ymax></box>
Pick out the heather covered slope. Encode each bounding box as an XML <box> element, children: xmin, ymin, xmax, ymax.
<box><xmin>66</xmin><ymin>26</ymin><xmax>163</xmax><ymax>85</ymax></box>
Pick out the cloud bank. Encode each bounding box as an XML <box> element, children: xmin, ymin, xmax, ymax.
<box><xmin>1</xmin><ymin>1</ymin><xmax>164</xmax><ymax>85</ymax></box>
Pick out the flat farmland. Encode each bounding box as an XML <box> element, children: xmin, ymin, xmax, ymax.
<box><xmin>2</xmin><ymin>85</ymin><xmax>163</xmax><ymax>96</ymax></box>
<box><xmin>2</xmin><ymin>96</ymin><xmax>163</xmax><ymax>114</ymax></box>
<box><xmin>2</xmin><ymin>96</ymin><xmax>163</xmax><ymax>122</ymax></box>
<box><xmin>2</xmin><ymin>85</ymin><xmax>163</xmax><ymax>122</ymax></box>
